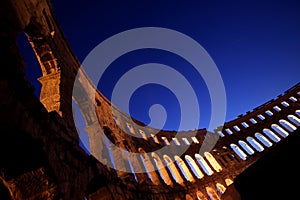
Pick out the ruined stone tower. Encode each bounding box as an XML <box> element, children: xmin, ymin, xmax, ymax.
<box><xmin>0</xmin><ymin>0</ymin><xmax>300</xmax><ymax>199</ymax></box>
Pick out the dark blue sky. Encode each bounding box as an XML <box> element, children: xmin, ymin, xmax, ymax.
<box><xmin>20</xmin><ymin>0</ymin><xmax>300</xmax><ymax>132</ymax></box>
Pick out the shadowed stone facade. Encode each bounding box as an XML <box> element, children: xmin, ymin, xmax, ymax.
<box><xmin>0</xmin><ymin>0</ymin><xmax>299</xmax><ymax>199</ymax></box>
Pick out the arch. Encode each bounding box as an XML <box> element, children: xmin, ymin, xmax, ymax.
<box><xmin>279</xmin><ymin>119</ymin><xmax>297</xmax><ymax>132</ymax></box>
<box><xmin>192</xmin><ymin>136</ymin><xmax>200</xmax><ymax>143</ymax></box>
<box><xmin>249</xmin><ymin>118</ymin><xmax>257</xmax><ymax>124</ymax></box>
<box><xmin>263</xmin><ymin>128</ymin><xmax>281</xmax><ymax>142</ymax></box>
<box><xmin>152</xmin><ymin>153</ymin><xmax>172</xmax><ymax>185</ymax></box>
<box><xmin>241</xmin><ymin>122</ymin><xmax>249</xmax><ymax>128</ymax></box>
<box><xmin>197</xmin><ymin>190</ymin><xmax>207</xmax><ymax>200</ymax></box>
<box><xmin>296</xmin><ymin>110</ymin><xmax>300</xmax><ymax>118</ymax></box>
<box><xmin>151</xmin><ymin>134</ymin><xmax>160</xmax><ymax>143</ymax></box>
<box><xmin>195</xmin><ymin>154</ymin><xmax>214</xmax><ymax>175</ymax></box>
<box><xmin>172</xmin><ymin>137</ymin><xmax>181</xmax><ymax>146</ymax></box>
<box><xmin>126</xmin><ymin>122</ymin><xmax>135</xmax><ymax>135</ymax></box>
<box><xmin>289</xmin><ymin>96</ymin><xmax>297</xmax><ymax>102</ymax></box>
<box><xmin>225</xmin><ymin>178</ymin><xmax>234</xmax><ymax>186</ymax></box>
<box><xmin>216</xmin><ymin>183</ymin><xmax>226</xmax><ymax>194</ymax></box>
<box><xmin>139</xmin><ymin>129</ymin><xmax>147</xmax><ymax>140</ymax></box>
<box><xmin>186</xmin><ymin>194</ymin><xmax>193</xmax><ymax>200</ymax></box>
<box><xmin>163</xmin><ymin>155</ymin><xmax>184</xmax><ymax>185</ymax></box>
<box><xmin>281</xmin><ymin>101</ymin><xmax>290</xmax><ymax>107</ymax></box>
<box><xmin>161</xmin><ymin>137</ymin><xmax>170</xmax><ymax>145</ymax></box>
<box><xmin>204</xmin><ymin>152</ymin><xmax>222</xmax><ymax>172</ymax></box>
<box><xmin>185</xmin><ymin>155</ymin><xmax>204</xmax><ymax>179</ymax></box>
<box><xmin>182</xmin><ymin>137</ymin><xmax>190</xmax><ymax>145</ymax></box>
<box><xmin>225</xmin><ymin>128</ymin><xmax>233</xmax><ymax>135</ymax></box>
<box><xmin>255</xmin><ymin>132</ymin><xmax>272</xmax><ymax>147</ymax></box>
<box><xmin>246</xmin><ymin>137</ymin><xmax>264</xmax><ymax>152</ymax></box>
<box><xmin>265</xmin><ymin>110</ymin><xmax>273</xmax><ymax>116</ymax></box>
<box><xmin>174</xmin><ymin>156</ymin><xmax>195</xmax><ymax>182</ymax></box>
<box><xmin>233</xmin><ymin>125</ymin><xmax>240</xmax><ymax>132</ymax></box>
<box><xmin>138</xmin><ymin>148</ymin><xmax>157</xmax><ymax>183</ymax></box>
<box><xmin>217</xmin><ymin>131</ymin><xmax>225</xmax><ymax>137</ymax></box>
<box><xmin>238</xmin><ymin>140</ymin><xmax>255</xmax><ymax>155</ymax></box>
<box><xmin>287</xmin><ymin>115</ymin><xmax>300</xmax><ymax>127</ymax></box>
<box><xmin>230</xmin><ymin>144</ymin><xmax>247</xmax><ymax>160</ymax></box>
<box><xmin>271</xmin><ymin>124</ymin><xmax>289</xmax><ymax>138</ymax></box>
<box><xmin>257</xmin><ymin>114</ymin><xmax>265</xmax><ymax>120</ymax></box>
<box><xmin>206</xmin><ymin>187</ymin><xmax>221</xmax><ymax>200</ymax></box>
<box><xmin>273</xmin><ymin>106</ymin><xmax>281</xmax><ymax>112</ymax></box>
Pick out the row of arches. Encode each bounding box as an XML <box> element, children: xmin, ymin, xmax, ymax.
<box><xmin>230</xmin><ymin>112</ymin><xmax>300</xmax><ymax>160</ymax></box>
<box><xmin>136</xmin><ymin>152</ymin><xmax>223</xmax><ymax>186</ymax></box>
<box><xmin>219</xmin><ymin>93</ymin><xmax>299</xmax><ymax>137</ymax></box>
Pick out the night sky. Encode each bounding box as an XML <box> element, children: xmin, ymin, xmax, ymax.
<box><xmin>19</xmin><ymin>0</ymin><xmax>300</xmax><ymax>133</ymax></box>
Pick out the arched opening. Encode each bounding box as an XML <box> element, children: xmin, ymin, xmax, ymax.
<box><xmin>161</xmin><ymin>137</ymin><xmax>170</xmax><ymax>145</ymax></box>
<box><xmin>225</xmin><ymin>178</ymin><xmax>234</xmax><ymax>186</ymax></box>
<box><xmin>186</xmin><ymin>194</ymin><xmax>193</xmax><ymax>200</ymax></box>
<box><xmin>279</xmin><ymin>119</ymin><xmax>297</xmax><ymax>132</ymax></box>
<box><xmin>163</xmin><ymin>155</ymin><xmax>184</xmax><ymax>185</ymax></box>
<box><xmin>263</xmin><ymin>128</ymin><xmax>281</xmax><ymax>142</ymax></box>
<box><xmin>197</xmin><ymin>190</ymin><xmax>207</xmax><ymax>200</ymax></box>
<box><xmin>126</xmin><ymin>122</ymin><xmax>135</xmax><ymax>135</ymax></box>
<box><xmin>182</xmin><ymin>138</ymin><xmax>190</xmax><ymax>145</ymax></box>
<box><xmin>287</xmin><ymin>115</ymin><xmax>300</xmax><ymax>127</ymax></box>
<box><xmin>246</xmin><ymin>137</ymin><xmax>264</xmax><ymax>152</ymax></box>
<box><xmin>152</xmin><ymin>153</ymin><xmax>172</xmax><ymax>186</ymax></box>
<box><xmin>271</xmin><ymin>124</ymin><xmax>289</xmax><ymax>138</ymax></box>
<box><xmin>138</xmin><ymin>148</ymin><xmax>158</xmax><ymax>184</ymax></box>
<box><xmin>125</xmin><ymin>150</ymin><xmax>138</xmax><ymax>182</ymax></box>
<box><xmin>249</xmin><ymin>118</ymin><xmax>257</xmax><ymax>124</ymax></box>
<box><xmin>216</xmin><ymin>183</ymin><xmax>226</xmax><ymax>194</ymax></box>
<box><xmin>296</xmin><ymin>110</ymin><xmax>300</xmax><ymax>118</ymax></box>
<box><xmin>139</xmin><ymin>129</ymin><xmax>147</xmax><ymax>140</ymax></box>
<box><xmin>254</xmin><ymin>132</ymin><xmax>272</xmax><ymax>147</ymax></box>
<box><xmin>192</xmin><ymin>136</ymin><xmax>200</xmax><ymax>143</ymax></box>
<box><xmin>174</xmin><ymin>156</ymin><xmax>195</xmax><ymax>182</ymax></box>
<box><xmin>206</xmin><ymin>187</ymin><xmax>221</xmax><ymax>200</ymax></box>
<box><xmin>185</xmin><ymin>155</ymin><xmax>204</xmax><ymax>179</ymax></box>
<box><xmin>230</xmin><ymin>144</ymin><xmax>247</xmax><ymax>160</ymax></box>
<box><xmin>172</xmin><ymin>137</ymin><xmax>181</xmax><ymax>146</ymax></box>
<box><xmin>238</xmin><ymin>140</ymin><xmax>255</xmax><ymax>155</ymax></box>
<box><xmin>195</xmin><ymin>154</ymin><xmax>214</xmax><ymax>175</ymax></box>
<box><xmin>204</xmin><ymin>152</ymin><xmax>222</xmax><ymax>172</ymax></box>
<box><xmin>241</xmin><ymin>122</ymin><xmax>249</xmax><ymax>128</ymax></box>
<box><xmin>151</xmin><ymin>134</ymin><xmax>160</xmax><ymax>143</ymax></box>
<box><xmin>273</xmin><ymin>106</ymin><xmax>281</xmax><ymax>112</ymax></box>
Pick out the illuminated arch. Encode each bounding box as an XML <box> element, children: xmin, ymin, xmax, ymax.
<box><xmin>246</xmin><ymin>137</ymin><xmax>264</xmax><ymax>152</ymax></box>
<box><xmin>271</xmin><ymin>124</ymin><xmax>289</xmax><ymax>138</ymax></box>
<box><xmin>185</xmin><ymin>155</ymin><xmax>204</xmax><ymax>179</ymax></box>
<box><xmin>296</xmin><ymin>110</ymin><xmax>300</xmax><ymax>118</ymax></box>
<box><xmin>279</xmin><ymin>119</ymin><xmax>297</xmax><ymax>132</ymax></box>
<box><xmin>287</xmin><ymin>115</ymin><xmax>300</xmax><ymax>127</ymax></box>
<box><xmin>225</xmin><ymin>178</ymin><xmax>233</xmax><ymax>186</ymax></box>
<box><xmin>216</xmin><ymin>183</ymin><xmax>226</xmax><ymax>194</ymax></box>
<box><xmin>230</xmin><ymin>144</ymin><xmax>247</xmax><ymax>160</ymax></box>
<box><xmin>238</xmin><ymin>140</ymin><xmax>254</xmax><ymax>155</ymax></box>
<box><xmin>163</xmin><ymin>155</ymin><xmax>184</xmax><ymax>185</ymax></box>
<box><xmin>174</xmin><ymin>156</ymin><xmax>195</xmax><ymax>182</ymax></box>
<box><xmin>254</xmin><ymin>132</ymin><xmax>272</xmax><ymax>147</ymax></box>
<box><xmin>197</xmin><ymin>190</ymin><xmax>207</xmax><ymax>200</ymax></box>
<box><xmin>206</xmin><ymin>187</ymin><xmax>221</xmax><ymax>200</ymax></box>
<box><xmin>195</xmin><ymin>154</ymin><xmax>214</xmax><ymax>175</ymax></box>
<box><xmin>138</xmin><ymin>148</ymin><xmax>160</xmax><ymax>185</ymax></box>
<box><xmin>152</xmin><ymin>152</ymin><xmax>172</xmax><ymax>186</ymax></box>
<box><xmin>204</xmin><ymin>152</ymin><xmax>222</xmax><ymax>172</ymax></box>
<box><xmin>263</xmin><ymin>128</ymin><xmax>281</xmax><ymax>142</ymax></box>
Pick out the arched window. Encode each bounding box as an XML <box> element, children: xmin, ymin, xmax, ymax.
<box><xmin>238</xmin><ymin>140</ymin><xmax>254</xmax><ymax>155</ymax></box>
<box><xmin>195</xmin><ymin>154</ymin><xmax>214</xmax><ymax>175</ymax></box>
<box><xmin>273</xmin><ymin>106</ymin><xmax>281</xmax><ymax>112</ymax></box>
<box><xmin>139</xmin><ymin>129</ymin><xmax>147</xmax><ymax>140</ymax></box>
<box><xmin>265</xmin><ymin>110</ymin><xmax>273</xmax><ymax>116</ymax></box>
<box><xmin>217</xmin><ymin>131</ymin><xmax>225</xmax><ymax>137</ymax></box>
<box><xmin>161</xmin><ymin>137</ymin><xmax>170</xmax><ymax>145</ymax></box>
<box><xmin>197</xmin><ymin>191</ymin><xmax>206</xmax><ymax>200</ymax></box>
<box><xmin>255</xmin><ymin>132</ymin><xmax>273</xmax><ymax>147</ymax></box>
<box><xmin>163</xmin><ymin>155</ymin><xmax>184</xmax><ymax>185</ymax></box>
<box><xmin>287</xmin><ymin>115</ymin><xmax>300</xmax><ymax>127</ymax></box>
<box><xmin>216</xmin><ymin>183</ymin><xmax>226</xmax><ymax>194</ymax></box>
<box><xmin>206</xmin><ymin>187</ymin><xmax>221</xmax><ymax>200</ymax></box>
<box><xmin>172</xmin><ymin>137</ymin><xmax>181</xmax><ymax>146</ymax></box>
<box><xmin>191</xmin><ymin>136</ymin><xmax>200</xmax><ymax>143</ymax></box>
<box><xmin>204</xmin><ymin>152</ymin><xmax>222</xmax><ymax>172</ymax></box>
<box><xmin>250</xmin><ymin>118</ymin><xmax>257</xmax><ymax>124</ymax></box>
<box><xmin>279</xmin><ymin>119</ymin><xmax>297</xmax><ymax>132</ymax></box>
<box><xmin>230</xmin><ymin>144</ymin><xmax>247</xmax><ymax>160</ymax></box>
<box><xmin>289</xmin><ymin>96</ymin><xmax>297</xmax><ymax>102</ymax></box>
<box><xmin>126</xmin><ymin>122</ymin><xmax>135</xmax><ymax>135</ymax></box>
<box><xmin>281</xmin><ymin>101</ymin><xmax>290</xmax><ymax>107</ymax></box>
<box><xmin>151</xmin><ymin>134</ymin><xmax>160</xmax><ymax>143</ymax></box>
<box><xmin>296</xmin><ymin>110</ymin><xmax>300</xmax><ymax>118</ymax></box>
<box><xmin>225</xmin><ymin>178</ymin><xmax>234</xmax><ymax>186</ymax></box>
<box><xmin>233</xmin><ymin>125</ymin><xmax>240</xmax><ymax>132</ymax></box>
<box><xmin>152</xmin><ymin>153</ymin><xmax>172</xmax><ymax>185</ymax></box>
<box><xmin>271</xmin><ymin>124</ymin><xmax>289</xmax><ymax>138</ymax></box>
<box><xmin>182</xmin><ymin>137</ymin><xmax>190</xmax><ymax>145</ymax></box>
<box><xmin>241</xmin><ymin>122</ymin><xmax>249</xmax><ymax>128</ymax></box>
<box><xmin>126</xmin><ymin>150</ymin><xmax>138</xmax><ymax>182</ymax></box>
<box><xmin>246</xmin><ymin>137</ymin><xmax>264</xmax><ymax>152</ymax></box>
<box><xmin>225</xmin><ymin>128</ymin><xmax>233</xmax><ymax>135</ymax></box>
<box><xmin>257</xmin><ymin>114</ymin><xmax>265</xmax><ymax>120</ymax></box>
<box><xmin>263</xmin><ymin>128</ymin><xmax>281</xmax><ymax>142</ymax></box>
<box><xmin>174</xmin><ymin>156</ymin><xmax>195</xmax><ymax>182</ymax></box>
<box><xmin>138</xmin><ymin>148</ymin><xmax>156</xmax><ymax>183</ymax></box>
<box><xmin>185</xmin><ymin>155</ymin><xmax>204</xmax><ymax>179</ymax></box>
